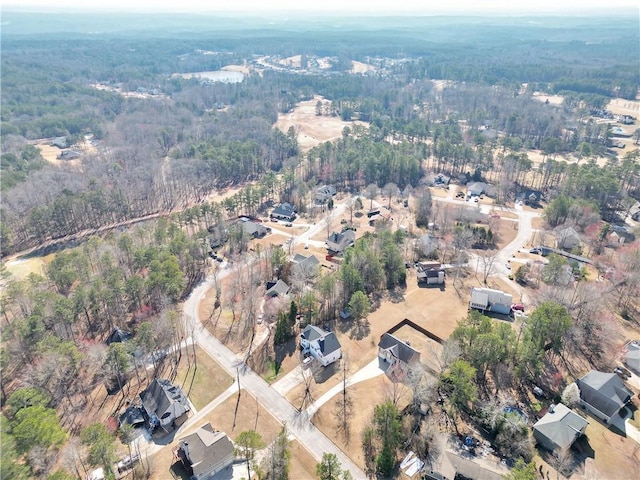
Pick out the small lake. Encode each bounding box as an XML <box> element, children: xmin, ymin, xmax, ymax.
<box><xmin>173</xmin><ymin>70</ymin><xmax>244</xmax><ymax>84</ymax></box>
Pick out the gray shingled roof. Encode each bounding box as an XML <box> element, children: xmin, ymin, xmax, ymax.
<box><xmin>266</xmin><ymin>279</ymin><xmax>290</xmax><ymax>297</ymax></box>
<box><xmin>625</xmin><ymin>349</ymin><xmax>640</xmax><ymax>373</ymax></box>
<box><xmin>302</xmin><ymin>325</ymin><xmax>341</xmax><ymax>355</ymax></box>
<box><xmin>577</xmin><ymin>370</ymin><xmax>633</xmax><ymax>418</ymax></box>
<box><xmin>378</xmin><ymin>333</ymin><xmax>420</xmax><ymax>365</ymax></box>
<box><xmin>106</xmin><ymin>326</ymin><xmax>132</xmax><ymax>345</ymax></box>
<box><xmin>533</xmin><ymin>403</ymin><xmax>588</xmax><ymax>451</ymax></box>
<box><xmin>140</xmin><ymin>379</ymin><xmax>190</xmax><ymax>428</ymax></box>
<box><xmin>178</xmin><ymin>423</ymin><xmax>234</xmax><ymax>478</ymax></box>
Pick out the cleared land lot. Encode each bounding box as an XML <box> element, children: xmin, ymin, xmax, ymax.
<box><xmin>275</xmin><ymin>96</ymin><xmax>368</xmax><ymax>153</ymax></box>
<box><xmin>312</xmin><ymin>374</ymin><xmax>412</xmax><ymax>471</ymax></box>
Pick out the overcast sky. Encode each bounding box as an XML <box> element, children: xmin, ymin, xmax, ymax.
<box><xmin>4</xmin><ymin>0</ymin><xmax>639</xmax><ymax>14</ymax></box>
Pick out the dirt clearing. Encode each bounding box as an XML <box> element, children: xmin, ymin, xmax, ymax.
<box><xmin>607</xmin><ymin>98</ymin><xmax>640</xmax><ymax>118</ymax></box>
<box><xmin>275</xmin><ymin>96</ymin><xmax>369</xmax><ymax>153</ymax></box>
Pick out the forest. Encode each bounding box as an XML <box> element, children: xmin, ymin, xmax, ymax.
<box><xmin>1</xmin><ymin>9</ymin><xmax>640</xmax><ymax>480</ymax></box>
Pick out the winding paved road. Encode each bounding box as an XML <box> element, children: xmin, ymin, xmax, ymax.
<box><xmin>182</xmin><ymin>272</ymin><xmax>366</xmax><ymax>478</ymax></box>
<box><xmin>167</xmin><ymin>194</ymin><xmax>540</xmax><ymax>478</ymax></box>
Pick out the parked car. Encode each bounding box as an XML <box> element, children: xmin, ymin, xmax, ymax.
<box><xmin>614</xmin><ymin>366</ymin><xmax>632</xmax><ymax>380</ymax></box>
<box><xmin>117</xmin><ymin>454</ymin><xmax>140</xmax><ymax>473</ymax></box>
<box><xmin>257</xmin><ymin>314</ymin><xmax>263</xmax><ymax>325</ymax></box>
<box><xmin>456</xmin><ymin>192</ymin><xmax>465</xmax><ymax>198</ymax></box>
<box><xmin>285</xmin><ymin>222</ymin><xmax>292</xmax><ymax>227</ymax></box>
<box><xmin>511</xmin><ymin>304</ymin><xmax>525</xmax><ymax>312</ymax></box>
<box><xmin>529</xmin><ymin>248</ymin><xmax>541</xmax><ymax>254</ymax></box>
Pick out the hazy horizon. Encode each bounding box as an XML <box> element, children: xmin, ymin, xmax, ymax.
<box><xmin>3</xmin><ymin>0</ymin><xmax>638</xmax><ymax>16</ymax></box>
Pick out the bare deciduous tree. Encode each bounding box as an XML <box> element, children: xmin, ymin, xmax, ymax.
<box><xmin>334</xmin><ymin>355</ymin><xmax>353</xmax><ymax>442</ymax></box>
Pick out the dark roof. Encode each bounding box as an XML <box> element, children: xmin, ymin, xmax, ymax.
<box><xmin>327</xmin><ymin>230</ymin><xmax>356</xmax><ymax>246</ymax></box>
<box><xmin>266</xmin><ymin>279</ymin><xmax>290</xmax><ymax>297</ymax></box>
<box><xmin>140</xmin><ymin>379</ymin><xmax>190</xmax><ymax>428</ymax></box>
<box><xmin>119</xmin><ymin>405</ymin><xmax>145</xmax><ymax>427</ymax></box>
<box><xmin>533</xmin><ymin>403</ymin><xmax>588</xmax><ymax>451</ymax></box>
<box><xmin>378</xmin><ymin>333</ymin><xmax>420</xmax><ymax>365</ymax></box>
<box><xmin>515</xmin><ymin>189</ymin><xmax>542</xmax><ymax>202</ymax></box>
<box><xmin>302</xmin><ymin>325</ymin><xmax>341</xmax><ymax>355</ymax></box>
<box><xmin>178</xmin><ymin>423</ymin><xmax>234</xmax><ymax>478</ymax></box>
<box><xmin>577</xmin><ymin>370</ymin><xmax>633</xmax><ymax>418</ymax></box>
<box><xmin>106</xmin><ymin>326</ymin><xmax>133</xmax><ymax>345</ymax></box>
<box><xmin>271</xmin><ymin>203</ymin><xmax>296</xmax><ymax>217</ymax></box>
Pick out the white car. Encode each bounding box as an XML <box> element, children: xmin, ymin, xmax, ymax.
<box><xmin>257</xmin><ymin>314</ymin><xmax>263</xmax><ymax>324</ymax></box>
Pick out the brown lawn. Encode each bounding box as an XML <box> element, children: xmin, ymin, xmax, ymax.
<box><xmin>569</xmin><ymin>418</ymin><xmax>640</xmax><ymax>480</ymax></box>
<box><xmin>607</xmin><ymin>98</ymin><xmax>640</xmax><ymax>118</ymax></box>
<box><xmin>197</xmin><ymin>389</ymin><xmax>282</xmax><ymax>444</ymax></box>
<box><xmin>287</xmin><ymin>268</ymin><xmax>474</xmax><ymax>405</ymax></box>
<box><xmin>312</xmin><ymin>375</ymin><xmax>412</xmax><ymax>470</ymax></box>
<box><xmin>490</xmin><ymin>217</ymin><xmax>519</xmax><ymax>250</ymax></box>
<box><xmin>149</xmin><ymin>389</ymin><xmax>283</xmax><ymax>480</ymax></box>
<box><xmin>174</xmin><ymin>345</ymin><xmax>233</xmax><ymax>410</ymax></box>
<box><xmin>289</xmin><ymin>440</ymin><xmax>320</xmax><ymax>479</ymax></box>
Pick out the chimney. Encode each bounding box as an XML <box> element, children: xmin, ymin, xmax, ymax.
<box><xmin>549</xmin><ymin>403</ymin><xmax>555</xmax><ymax>413</ymax></box>
<box><xmin>182</xmin><ymin>442</ymin><xmax>191</xmax><ymax>463</ymax></box>
<box><xmin>318</xmin><ymin>338</ymin><xmax>325</xmax><ymax>352</ymax></box>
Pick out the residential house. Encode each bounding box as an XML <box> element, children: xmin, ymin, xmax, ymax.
<box><xmin>533</xmin><ymin>403</ymin><xmax>589</xmax><ymax>452</ymax></box>
<box><xmin>140</xmin><ymin>379</ymin><xmax>190</xmax><ymax>436</ymax></box>
<box><xmin>326</xmin><ymin>230</ymin><xmax>356</xmax><ymax>254</ymax></box>
<box><xmin>466</xmin><ymin>181</ymin><xmax>489</xmax><ymax>197</ymax></box>
<box><xmin>58</xmin><ymin>150</ymin><xmax>81</xmax><ymax>160</ymax></box>
<box><xmin>300</xmin><ymin>325</ymin><xmax>342</xmax><ymax>367</ymax></box>
<box><xmin>555</xmin><ymin>226</ymin><xmax>581</xmax><ymax>250</ymax></box>
<box><xmin>619</xmin><ymin>115</ymin><xmax>635</xmax><ymax>125</ymax></box>
<box><xmin>433</xmin><ymin>173</ymin><xmax>451</xmax><ymax>186</ymax></box>
<box><xmin>291</xmin><ymin>253</ymin><xmax>320</xmax><ymax>279</ymax></box>
<box><xmin>242</xmin><ymin>220</ymin><xmax>269</xmax><ymax>238</ymax></box>
<box><xmin>174</xmin><ymin>423</ymin><xmax>234</xmax><ymax>480</ymax></box>
<box><xmin>314</xmin><ymin>185</ymin><xmax>337</xmax><ymax>204</ymax></box>
<box><xmin>271</xmin><ymin>202</ymin><xmax>296</xmax><ymax>222</ymax></box>
<box><xmin>106</xmin><ymin>326</ymin><xmax>133</xmax><ymax>345</ymax></box>
<box><xmin>119</xmin><ymin>405</ymin><xmax>145</xmax><ymax>428</ymax></box>
<box><xmin>51</xmin><ymin>136</ymin><xmax>68</xmax><ymax>149</ymax></box>
<box><xmin>576</xmin><ymin>370</ymin><xmax>633</xmax><ymax>423</ymax></box>
<box><xmin>515</xmin><ymin>188</ymin><xmax>542</xmax><ymax>207</ymax></box>
<box><xmin>624</xmin><ymin>342</ymin><xmax>640</xmax><ymax>374</ymax></box>
<box><xmin>378</xmin><ymin>333</ymin><xmax>421</xmax><ymax>381</ymax></box>
<box><xmin>469</xmin><ymin>287</ymin><xmax>513</xmax><ymax>315</ymax></box>
<box><xmin>416</xmin><ymin>262</ymin><xmax>444</xmax><ymax>285</ymax></box>
<box><xmin>265</xmin><ymin>279</ymin><xmax>290</xmax><ymax>298</ymax></box>
<box><xmin>607</xmin><ymin>226</ymin><xmax>635</xmax><ymax>248</ymax></box>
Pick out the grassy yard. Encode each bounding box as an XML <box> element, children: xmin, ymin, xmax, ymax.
<box><xmin>174</xmin><ymin>345</ymin><xmax>233</xmax><ymax>410</ymax></box>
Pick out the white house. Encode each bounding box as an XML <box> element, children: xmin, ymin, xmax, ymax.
<box><xmin>300</xmin><ymin>325</ymin><xmax>342</xmax><ymax>367</ymax></box>
<box><xmin>469</xmin><ymin>287</ymin><xmax>513</xmax><ymax>315</ymax></box>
